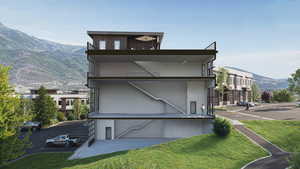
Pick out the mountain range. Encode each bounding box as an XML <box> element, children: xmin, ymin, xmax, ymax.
<box><xmin>0</xmin><ymin>22</ymin><xmax>288</xmax><ymax>91</ymax></box>
<box><xmin>0</xmin><ymin>22</ymin><xmax>87</xmax><ymax>90</ymax></box>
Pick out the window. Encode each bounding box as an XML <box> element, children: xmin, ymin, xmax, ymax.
<box><xmin>58</xmin><ymin>100</ymin><xmax>62</xmax><ymax>105</ymax></box>
<box><xmin>114</xmin><ymin>40</ymin><xmax>120</xmax><ymax>50</ymax></box>
<box><xmin>99</xmin><ymin>40</ymin><xmax>106</xmax><ymax>50</ymax></box>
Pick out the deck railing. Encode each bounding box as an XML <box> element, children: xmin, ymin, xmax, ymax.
<box><xmin>205</xmin><ymin>41</ymin><xmax>217</xmax><ymax>50</ymax></box>
<box><xmin>87</xmin><ymin>42</ymin><xmax>96</xmax><ymax>50</ymax></box>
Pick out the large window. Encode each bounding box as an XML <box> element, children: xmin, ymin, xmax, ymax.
<box><xmin>114</xmin><ymin>40</ymin><xmax>120</xmax><ymax>50</ymax></box>
<box><xmin>99</xmin><ymin>40</ymin><xmax>106</xmax><ymax>50</ymax></box>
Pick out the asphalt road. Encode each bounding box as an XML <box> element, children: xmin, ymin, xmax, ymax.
<box><xmin>217</xmin><ymin>102</ymin><xmax>300</xmax><ymax>120</ymax></box>
<box><xmin>23</xmin><ymin>120</ymin><xmax>88</xmax><ymax>154</ymax></box>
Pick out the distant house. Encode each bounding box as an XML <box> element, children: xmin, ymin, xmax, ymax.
<box><xmin>86</xmin><ymin>31</ymin><xmax>217</xmax><ymax>141</ymax></box>
<box><xmin>21</xmin><ymin>89</ymin><xmax>89</xmax><ymax>113</ymax></box>
<box><xmin>214</xmin><ymin>67</ymin><xmax>254</xmax><ymax>105</ymax></box>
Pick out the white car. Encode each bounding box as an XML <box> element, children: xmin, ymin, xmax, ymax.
<box><xmin>46</xmin><ymin>134</ymin><xmax>80</xmax><ymax>147</ymax></box>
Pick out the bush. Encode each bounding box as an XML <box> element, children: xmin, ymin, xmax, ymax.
<box><xmin>272</xmin><ymin>89</ymin><xmax>294</xmax><ymax>102</ymax></box>
<box><xmin>261</xmin><ymin>91</ymin><xmax>272</xmax><ymax>103</ymax></box>
<box><xmin>57</xmin><ymin>112</ymin><xmax>65</xmax><ymax>121</ymax></box>
<box><xmin>80</xmin><ymin>114</ymin><xmax>87</xmax><ymax>120</ymax></box>
<box><xmin>67</xmin><ymin>113</ymin><xmax>75</xmax><ymax>121</ymax></box>
<box><xmin>289</xmin><ymin>153</ymin><xmax>300</xmax><ymax>169</ymax></box>
<box><xmin>213</xmin><ymin>117</ymin><xmax>232</xmax><ymax>137</ymax></box>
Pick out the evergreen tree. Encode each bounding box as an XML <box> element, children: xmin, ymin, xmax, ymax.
<box><xmin>0</xmin><ymin>65</ymin><xmax>31</xmax><ymax>164</ymax></box>
<box><xmin>288</xmin><ymin>69</ymin><xmax>300</xmax><ymax>95</ymax></box>
<box><xmin>216</xmin><ymin>68</ymin><xmax>229</xmax><ymax>102</ymax></box>
<box><xmin>73</xmin><ymin>99</ymin><xmax>81</xmax><ymax>120</ymax></box>
<box><xmin>251</xmin><ymin>83</ymin><xmax>261</xmax><ymax>102</ymax></box>
<box><xmin>33</xmin><ymin>86</ymin><xmax>57</xmax><ymax>126</ymax></box>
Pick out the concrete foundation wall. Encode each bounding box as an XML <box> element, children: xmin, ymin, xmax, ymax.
<box><xmin>98</xmin><ymin>119</ymin><xmax>213</xmax><ymax>139</ymax></box>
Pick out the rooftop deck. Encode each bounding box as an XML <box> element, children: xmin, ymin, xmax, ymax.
<box><xmin>88</xmin><ymin>112</ymin><xmax>215</xmax><ymax>119</ymax></box>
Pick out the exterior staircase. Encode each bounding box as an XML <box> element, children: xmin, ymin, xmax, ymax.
<box><xmin>116</xmin><ymin>61</ymin><xmax>186</xmax><ymax>138</ymax></box>
<box><xmin>116</xmin><ymin>120</ymin><xmax>153</xmax><ymax>138</ymax></box>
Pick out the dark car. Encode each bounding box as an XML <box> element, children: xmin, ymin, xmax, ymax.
<box><xmin>21</xmin><ymin>121</ymin><xmax>41</xmax><ymax>132</ymax></box>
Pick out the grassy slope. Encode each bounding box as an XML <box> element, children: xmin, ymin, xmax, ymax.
<box><xmin>243</xmin><ymin>120</ymin><xmax>300</xmax><ymax>152</ymax></box>
<box><xmin>4</xmin><ymin>130</ymin><xmax>267</xmax><ymax>169</ymax></box>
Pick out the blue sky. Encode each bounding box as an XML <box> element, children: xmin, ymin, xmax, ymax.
<box><xmin>0</xmin><ymin>0</ymin><xmax>299</xmax><ymax>79</ymax></box>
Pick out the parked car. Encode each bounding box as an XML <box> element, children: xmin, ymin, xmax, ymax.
<box><xmin>237</xmin><ymin>101</ymin><xmax>247</xmax><ymax>106</ymax></box>
<box><xmin>237</xmin><ymin>101</ymin><xmax>255</xmax><ymax>107</ymax></box>
<box><xmin>21</xmin><ymin>121</ymin><xmax>41</xmax><ymax>132</ymax></box>
<box><xmin>46</xmin><ymin>134</ymin><xmax>81</xmax><ymax>147</ymax></box>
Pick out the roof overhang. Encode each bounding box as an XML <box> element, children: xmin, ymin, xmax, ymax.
<box><xmin>88</xmin><ymin>112</ymin><xmax>215</xmax><ymax>119</ymax></box>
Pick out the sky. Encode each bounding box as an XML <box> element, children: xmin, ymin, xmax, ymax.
<box><xmin>0</xmin><ymin>0</ymin><xmax>299</xmax><ymax>79</ymax></box>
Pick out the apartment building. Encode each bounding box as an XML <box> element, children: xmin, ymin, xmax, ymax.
<box><xmin>214</xmin><ymin>67</ymin><xmax>254</xmax><ymax>105</ymax></box>
<box><xmin>86</xmin><ymin>31</ymin><xmax>217</xmax><ymax>141</ymax></box>
<box><xmin>21</xmin><ymin>89</ymin><xmax>89</xmax><ymax>113</ymax></box>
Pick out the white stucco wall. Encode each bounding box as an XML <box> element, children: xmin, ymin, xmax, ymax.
<box><xmin>94</xmin><ymin>61</ymin><xmax>203</xmax><ymax>77</ymax></box>
<box><xmin>97</xmin><ymin>81</ymin><xmax>187</xmax><ymax>114</ymax></box>
<box><xmin>187</xmin><ymin>81</ymin><xmax>208</xmax><ymax>115</ymax></box>
<box><xmin>95</xmin><ymin>120</ymin><xmax>115</xmax><ymax>140</ymax></box>
<box><xmin>113</xmin><ymin>119</ymin><xmax>213</xmax><ymax>139</ymax></box>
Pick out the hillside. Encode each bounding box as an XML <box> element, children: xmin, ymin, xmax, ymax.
<box><xmin>225</xmin><ymin>66</ymin><xmax>289</xmax><ymax>91</ymax></box>
<box><xmin>0</xmin><ymin>22</ymin><xmax>87</xmax><ymax>90</ymax></box>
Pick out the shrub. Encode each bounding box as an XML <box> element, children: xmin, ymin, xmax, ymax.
<box><xmin>272</xmin><ymin>89</ymin><xmax>294</xmax><ymax>102</ymax></box>
<box><xmin>289</xmin><ymin>153</ymin><xmax>300</xmax><ymax>169</ymax></box>
<box><xmin>80</xmin><ymin>114</ymin><xmax>87</xmax><ymax>120</ymax></box>
<box><xmin>213</xmin><ymin>117</ymin><xmax>232</xmax><ymax>137</ymax></box>
<box><xmin>57</xmin><ymin>112</ymin><xmax>65</xmax><ymax>121</ymax></box>
<box><xmin>67</xmin><ymin>113</ymin><xmax>75</xmax><ymax>121</ymax></box>
<box><xmin>261</xmin><ymin>91</ymin><xmax>272</xmax><ymax>103</ymax></box>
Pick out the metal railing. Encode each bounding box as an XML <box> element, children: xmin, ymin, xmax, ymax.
<box><xmin>115</xmin><ymin>120</ymin><xmax>153</xmax><ymax>138</ymax></box>
<box><xmin>128</xmin><ymin>81</ymin><xmax>186</xmax><ymax>114</ymax></box>
<box><xmin>87</xmin><ymin>42</ymin><xmax>96</xmax><ymax>50</ymax></box>
<box><xmin>205</xmin><ymin>41</ymin><xmax>217</xmax><ymax>50</ymax></box>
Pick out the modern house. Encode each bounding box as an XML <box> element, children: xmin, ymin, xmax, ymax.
<box><xmin>21</xmin><ymin>89</ymin><xmax>89</xmax><ymax>114</ymax></box>
<box><xmin>86</xmin><ymin>31</ymin><xmax>217</xmax><ymax>141</ymax></box>
<box><xmin>214</xmin><ymin>67</ymin><xmax>254</xmax><ymax>106</ymax></box>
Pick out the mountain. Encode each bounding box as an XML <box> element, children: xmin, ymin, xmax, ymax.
<box><xmin>0</xmin><ymin>22</ymin><xmax>289</xmax><ymax>91</ymax></box>
<box><xmin>0</xmin><ymin>22</ymin><xmax>87</xmax><ymax>90</ymax></box>
<box><xmin>225</xmin><ymin>66</ymin><xmax>289</xmax><ymax>91</ymax></box>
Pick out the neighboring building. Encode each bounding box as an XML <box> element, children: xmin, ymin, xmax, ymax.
<box><xmin>21</xmin><ymin>89</ymin><xmax>89</xmax><ymax>113</ymax></box>
<box><xmin>86</xmin><ymin>31</ymin><xmax>217</xmax><ymax>141</ymax></box>
<box><xmin>214</xmin><ymin>67</ymin><xmax>254</xmax><ymax>106</ymax></box>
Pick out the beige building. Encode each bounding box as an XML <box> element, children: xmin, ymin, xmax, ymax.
<box><xmin>214</xmin><ymin>67</ymin><xmax>254</xmax><ymax>105</ymax></box>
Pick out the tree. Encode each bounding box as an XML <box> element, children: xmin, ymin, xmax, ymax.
<box><xmin>261</xmin><ymin>91</ymin><xmax>272</xmax><ymax>103</ymax></box>
<box><xmin>73</xmin><ymin>99</ymin><xmax>81</xmax><ymax>120</ymax></box>
<box><xmin>272</xmin><ymin>89</ymin><xmax>294</xmax><ymax>102</ymax></box>
<box><xmin>33</xmin><ymin>86</ymin><xmax>57</xmax><ymax>126</ymax></box>
<box><xmin>251</xmin><ymin>83</ymin><xmax>261</xmax><ymax>102</ymax></box>
<box><xmin>288</xmin><ymin>69</ymin><xmax>300</xmax><ymax>95</ymax></box>
<box><xmin>80</xmin><ymin>104</ymin><xmax>89</xmax><ymax>119</ymax></box>
<box><xmin>0</xmin><ymin>65</ymin><xmax>31</xmax><ymax>164</ymax></box>
<box><xmin>216</xmin><ymin>68</ymin><xmax>229</xmax><ymax>101</ymax></box>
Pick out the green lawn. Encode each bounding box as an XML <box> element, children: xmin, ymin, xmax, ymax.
<box><xmin>243</xmin><ymin>120</ymin><xmax>300</xmax><ymax>152</ymax></box>
<box><xmin>3</xmin><ymin>130</ymin><xmax>267</xmax><ymax>169</ymax></box>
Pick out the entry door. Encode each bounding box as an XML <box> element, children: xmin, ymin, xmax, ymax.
<box><xmin>105</xmin><ymin>127</ymin><xmax>112</xmax><ymax>140</ymax></box>
<box><xmin>190</xmin><ymin>101</ymin><xmax>197</xmax><ymax>114</ymax></box>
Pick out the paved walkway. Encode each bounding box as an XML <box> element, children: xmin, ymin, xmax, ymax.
<box><xmin>69</xmin><ymin>138</ymin><xmax>175</xmax><ymax>160</ymax></box>
<box><xmin>235</xmin><ymin>125</ymin><xmax>290</xmax><ymax>169</ymax></box>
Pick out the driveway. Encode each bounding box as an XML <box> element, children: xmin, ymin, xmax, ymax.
<box><xmin>216</xmin><ymin>102</ymin><xmax>300</xmax><ymax>121</ymax></box>
<box><xmin>23</xmin><ymin>120</ymin><xmax>88</xmax><ymax>154</ymax></box>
